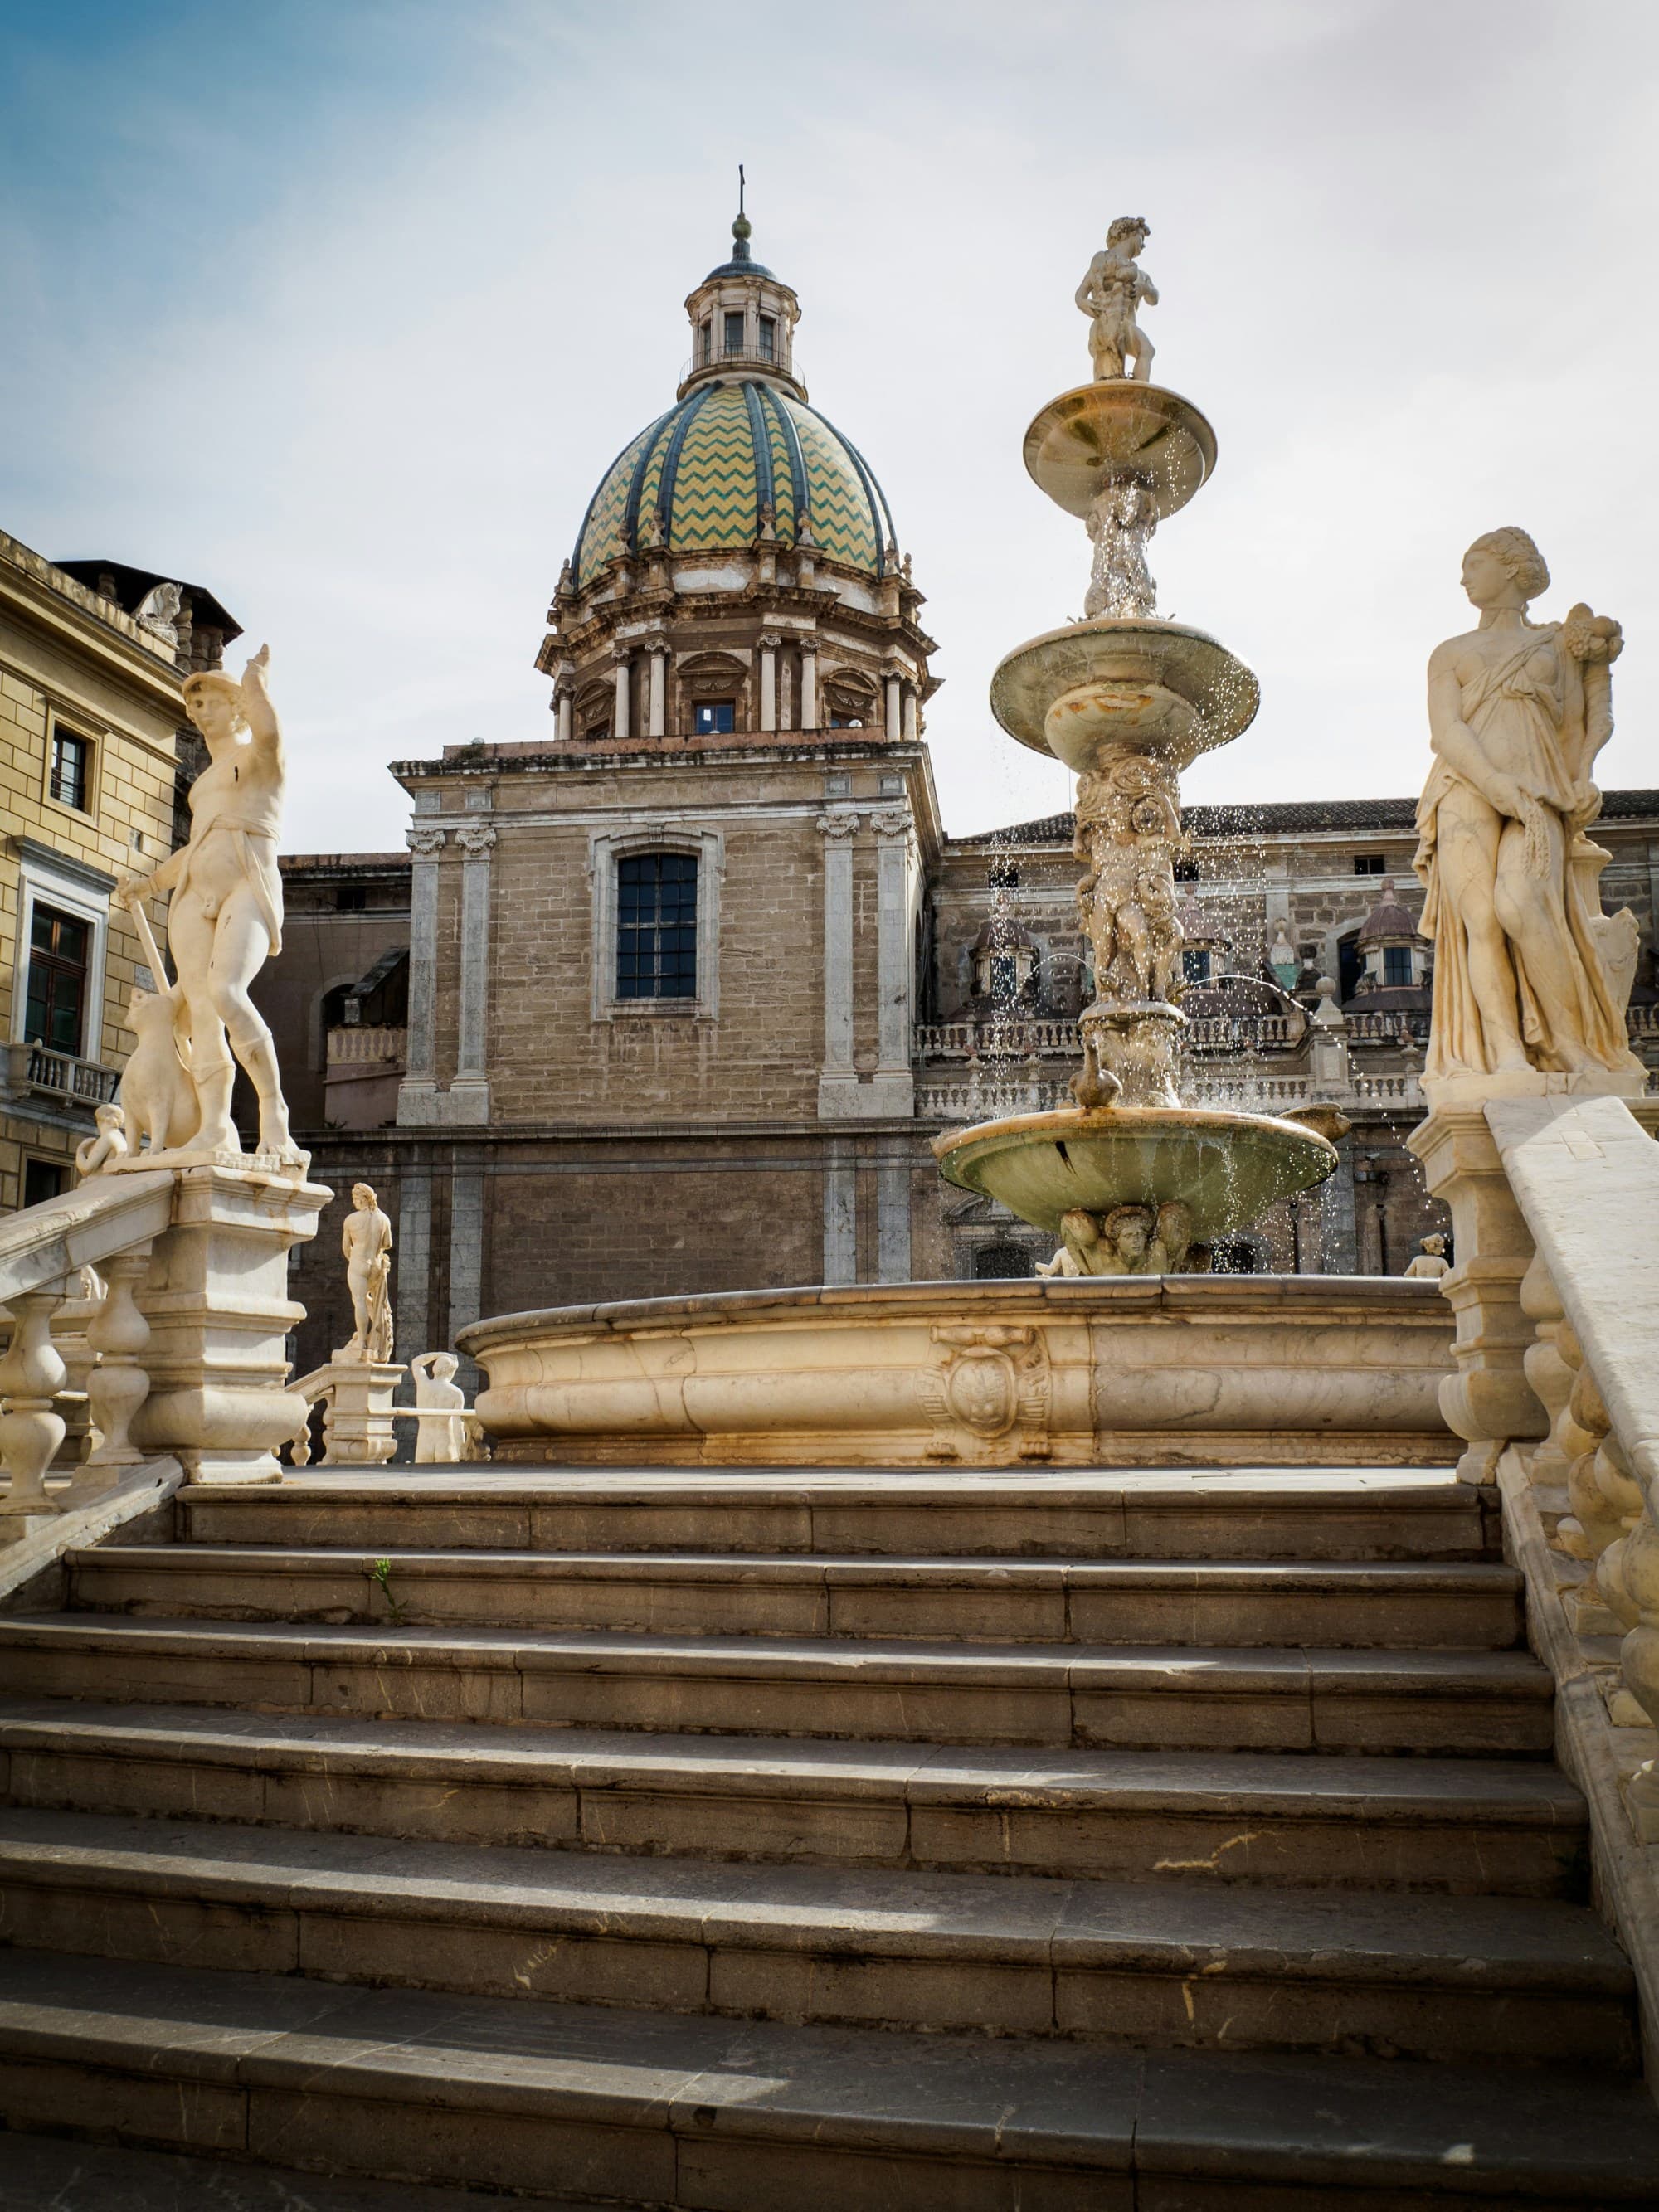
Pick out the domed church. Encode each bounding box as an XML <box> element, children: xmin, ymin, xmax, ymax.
<box><xmin>260</xmin><ymin>207</ymin><xmax>1659</xmax><ymax>1372</ymax></box>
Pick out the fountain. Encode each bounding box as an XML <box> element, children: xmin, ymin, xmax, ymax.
<box><xmin>932</xmin><ymin>216</ymin><xmax>1338</xmax><ymax>1271</ymax></box>
<box><xmin>460</xmin><ymin>217</ymin><xmax>1449</xmax><ymax>1470</ymax></box>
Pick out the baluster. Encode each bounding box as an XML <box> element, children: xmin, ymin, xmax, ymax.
<box><xmin>83</xmin><ymin>1249</ymin><xmax>153</xmax><ymax>1484</ymax></box>
<box><xmin>0</xmin><ymin>1287</ymin><xmax>67</xmax><ymax>1523</ymax></box>
<box><xmin>1521</xmin><ymin>1250</ymin><xmax>1593</xmax><ymax>1487</ymax></box>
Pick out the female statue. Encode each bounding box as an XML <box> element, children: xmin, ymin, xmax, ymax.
<box><xmin>1415</xmin><ymin>530</ymin><xmax>1641</xmax><ymax>1085</ymax></box>
<box><xmin>115</xmin><ymin>646</ymin><xmax>298</xmax><ymax>1160</ymax></box>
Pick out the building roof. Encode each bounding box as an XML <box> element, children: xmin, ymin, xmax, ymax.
<box><xmin>953</xmin><ymin>790</ymin><xmax>1659</xmax><ymax>848</ymax></box>
<box><xmin>52</xmin><ymin>559</ymin><xmax>241</xmax><ymax>640</ymax></box>
<box><xmin>572</xmin><ymin>378</ymin><xmax>897</xmax><ymax>589</ymax></box>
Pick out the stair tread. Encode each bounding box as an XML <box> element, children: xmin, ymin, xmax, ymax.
<box><xmin>78</xmin><ymin>1543</ymin><xmax>1520</xmax><ymax>1588</ymax></box>
<box><xmin>185</xmin><ymin>1466</ymin><xmax>1468</xmax><ymax>1498</ymax></box>
<box><xmin>0</xmin><ymin>1611</ymin><xmax>1549</xmax><ymax>1685</ymax></box>
<box><xmin>0</xmin><ymin>1698</ymin><xmax>1586</xmax><ymax>1816</ymax></box>
<box><xmin>3</xmin><ymin>1947</ymin><xmax>1656</xmax><ymax>2193</ymax></box>
<box><xmin>0</xmin><ymin>1805</ymin><xmax>1626</xmax><ymax>1986</ymax></box>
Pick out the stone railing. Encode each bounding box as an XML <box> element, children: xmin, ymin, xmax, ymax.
<box><xmin>327</xmin><ymin>1024</ymin><xmax>408</xmax><ymax>1067</ymax></box>
<box><xmin>915</xmin><ymin>1077</ymin><xmax>1070</xmax><ymax>1121</ymax></box>
<box><xmin>1628</xmin><ymin>1003</ymin><xmax>1659</xmax><ymax>1040</ymax></box>
<box><xmin>912</xmin><ymin>1020</ymin><xmax>1078</xmax><ymax>1060</ymax></box>
<box><xmin>1</xmin><ymin>1162</ymin><xmax>328</xmax><ymax>1529</ymax></box>
<box><xmin>2</xmin><ymin>1041</ymin><xmax>121</xmax><ymax>1110</ymax></box>
<box><xmin>1185</xmin><ymin>1012</ymin><xmax>1303</xmax><ymax>1054</ymax></box>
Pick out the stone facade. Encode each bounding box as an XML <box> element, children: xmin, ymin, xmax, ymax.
<box><xmin>0</xmin><ymin>531</ymin><xmax>236</xmax><ymax>1213</ymax></box>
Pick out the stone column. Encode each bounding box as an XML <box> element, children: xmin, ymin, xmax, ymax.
<box><xmin>871</xmin><ymin>806</ymin><xmax>916</xmax><ymax>1116</ymax></box>
<box><xmin>395</xmin><ymin>1164</ymin><xmax>432</xmax><ymax>1360</ymax></box>
<box><xmin>648</xmin><ymin>641</ymin><xmax>667</xmax><ymax>738</ymax></box>
<box><xmin>448</xmin><ymin>1158</ymin><xmax>486</xmax><ymax>1393</ymax></box>
<box><xmin>816</xmin><ymin>809</ymin><xmax>859</xmax><ymax>1117</ymax></box>
<box><xmin>612</xmin><ymin>644</ymin><xmax>632</xmax><ymax>741</ymax></box>
<box><xmin>884</xmin><ymin>669</ymin><xmax>902</xmax><ymax>741</ymax></box>
<box><xmin>877</xmin><ymin>1147</ymin><xmax>912</xmax><ymax>1284</ymax></box>
<box><xmin>759</xmin><ymin>632</ymin><xmax>780</xmax><ymax>734</ymax></box>
<box><xmin>450</xmin><ymin>824</ymin><xmax>495</xmax><ymax>1123</ymax></box>
<box><xmin>823</xmin><ymin>1140</ymin><xmax>857</xmax><ymax>1286</ymax></box>
<box><xmin>556</xmin><ymin>664</ymin><xmax>575</xmax><ymax>743</ymax></box>
<box><xmin>902</xmin><ymin>683</ymin><xmax>919</xmax><ymax>741</ymax></box>
<box><xmin>397</xmin><ymin>827</ymin><xmax>445</xmax><ymax>1125</ymax></box>
<box><xmin>132</xmin><ymin>1165</ymin><xmax>331</xmax><ymax>1485</ymax></box>
<box><xmin>1322</xmin><ymin>1144</ymin><xmax>1359</xmax><ymax>1275</ymax></box>
<box><xmin>800</xmin><ymin>644</ymin><xmax>819</xmax><ymax>732</ymax></box>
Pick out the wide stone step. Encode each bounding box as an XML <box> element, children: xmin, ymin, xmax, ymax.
<box><xmin>3</xmin><ymin>1949</ymin><xmax>1657</xmax><ymax>2208</ymax></box>
<box><xmin>0</xmin><ymin>1615</ymin><xmax>1554</xmax><ymax>1753</ymax></box>
<box><xmin>0</xmin><ymin>1701</ymin><xmax>1588</xmax><ymax>1893</ymax></box>
<box><xmin>71</xmin><ymin>1544</ymin><xmax>1525</xmax><ymax>1649</ymax></box>
<box><xmin>0</xmin><ymin>1807</ymin><xmax>1633</xmax><ymax>2067</ymax></box>
<box><xmin>180</xmin><ymin>1465</ymin><xmax>1488</xmax><ymax>1560</ymax></box>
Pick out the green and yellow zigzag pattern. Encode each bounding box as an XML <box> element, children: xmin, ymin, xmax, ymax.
<box><xmin>572</xmin><ymin>381</ymin><xmax>891</xmax><ymax>588</ymax></box>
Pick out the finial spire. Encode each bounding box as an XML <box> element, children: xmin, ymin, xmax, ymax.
<box><xmin>732</xmin><ymin>163</ymin><xmax>752</xmax><ymax>262</ymax></box>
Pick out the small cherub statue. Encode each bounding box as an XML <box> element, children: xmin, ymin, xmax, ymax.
<box><xmin>75</xmin><ymin>1101</ymin><xmax>129</xmax><ymax>1179</ymax></box>
<box><xmin>1404</xmin><ymin>1232</ymin><xmax>1451</xmax><ymax>1281</ymax></box>
<box><xmin>341</xmin><ymin>1182</ymin><xmax>394</xmax><ymax>1362</ymax></box>
<box><xmin>1076</xmin><ymin>217</ymin><xmax>1158</xmax><ymax>382</ymax></box>
<box><xmin>410</xmin><ymin>1350</ymin><xmax>469</xmax><ymax>1463</ymax></box>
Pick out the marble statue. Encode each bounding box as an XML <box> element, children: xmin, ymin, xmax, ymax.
<box><xmin>114</xmin><ymin>647</ymin><xmax>299</xmax><ymax>1162</ymax></box>
<box><xmin>1268</xmin><ymin>929</ymin><xmax>1299</xmax><ymax>992</ymax></box>
<box><xmin>134</xmin><ymin>581</ymin><xmax>182</xmax><ymax>649</ymax></box>
<box><xmin>341</xmin><ymin>1182</ymin><xmax>394</xmax><ymax>1363</ymax></box>
<box><xmin>1085</xmin><ymin>477</ymin><xmax>1158</xmax><ymax>620</ymax></box>
<box><xmin>1076</xmin><ymin>218</ymin><xmax>1157</xmax><ymax>383</ymax></box>
<box><xmin>74</xmin><ymin>1102</ymin><xmax>129</xmax><ymax>1179</ymax></box>
<box><xmin>1415</xmin><ymin>531</ymin><xmax>1642</xmax><ymax>1090</ymax></box>
<box><xmin>1037</xmin><ymin>1198</ymin><xmax>1199</xmax><ymax>1276</ymax></box>
<box><xmin>410</xmin><ymin>1350</ymin><xmax>469</xmax><ymax>1463</ymax></box>
<box><xmin>116</xmin><ymin>985</ymin><xmax>197</xmax><ymax>1155</ymax></box>
<box><xmin>1404</xmin><ymin>1232</ymin><xmax>1450</xmax><ymax>1281</ymax></box>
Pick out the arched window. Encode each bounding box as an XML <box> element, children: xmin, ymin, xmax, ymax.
<box><xmin>617</xmin><ymin>852</ymin><xmax>698</xmax><ymax>1000</ymax></box>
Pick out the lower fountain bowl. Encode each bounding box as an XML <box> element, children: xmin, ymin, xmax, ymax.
<box><xmin>932</xmin><ymin>1104</ymin><xmax>1339</xmax><ymax>1241</ymax></box>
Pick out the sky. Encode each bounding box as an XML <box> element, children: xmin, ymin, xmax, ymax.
<box><xmin>2</xmin><ymin>0</ymin><xmax>1657</xmax><ymax>853</ymax></box>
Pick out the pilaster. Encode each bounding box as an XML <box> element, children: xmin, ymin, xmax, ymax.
<box><xmin>816</xmin><ymin>809</ymin><xmax>859</xmax><ymax>1117</ymax></box>
<box><xmin>871</xmin><ymin>805</ymin><xmax>916</xmax><ymax>1116</ymax></box>
<box><xmin>397</xmin><ymin>826</ymin><xmax>445</xmax><ymax>1124</ymax></box>
<box><xmin>450</xmin><ymin>822</ymin><xmax>496</xmax><ymax>1125</ymax></box>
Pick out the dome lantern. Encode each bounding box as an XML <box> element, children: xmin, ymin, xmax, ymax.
<box><xmin>679</xmin><ymin>184</ymin><xmax>805</xmax><ymax>401</ymax></box>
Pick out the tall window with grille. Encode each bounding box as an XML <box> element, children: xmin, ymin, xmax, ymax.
<box><xmin>49</xmin><ymin>724</ymin><xmax>90</xmax><ymax>811</ymax></box>
<box><xmin>25</xmin><ymin>903</ymin><xmax>90</xmax><ymax>1055</ymax></box>
<box><xmin>616</xmin><ymin>852</ymin><xmax>698</xmax><ymax>1000</ymax></box>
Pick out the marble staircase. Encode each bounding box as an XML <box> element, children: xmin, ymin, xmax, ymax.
<box><xmin>2</xmin><ymin>1466</ymin><xmax>1659</xmax><ymax>2207</ymax></box>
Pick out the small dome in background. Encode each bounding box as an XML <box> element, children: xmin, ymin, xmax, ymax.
<box><xmin>1356</xmin><ymin>878</ymin><xmax>1422</xmax><ymax>947</ymax></box>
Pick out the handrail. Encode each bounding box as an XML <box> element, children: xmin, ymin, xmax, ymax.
<box><xmin>0</xmin><ymin>1171</ymin><xmax>173</xmax><ymax>1308</ymax></box>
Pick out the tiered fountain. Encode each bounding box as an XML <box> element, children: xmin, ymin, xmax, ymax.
<box><xmin>933</xmin><ymin>216</ymin><xmax>1338</xmax><ymax>1273</ymax></box>
<box><xmin>464</xmin><ymin>221</ymin><xmax>1452</xmax><ymax>1469</ymax></box>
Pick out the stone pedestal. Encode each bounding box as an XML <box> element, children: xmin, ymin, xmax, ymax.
<box><xmin>318</xmin><ymin>1357</ymin><xmax>406</xmax><ymax>1466</ymax></box>
<box><xmin>1409</xmin><ymin>1087</ymin><xmax>1659</xmax><ymax>1484</ymax></box>
<box><xmin>130</xmin><ymin>1165</ymin><xmax>331</xmax><ymax>1485</ymax></box>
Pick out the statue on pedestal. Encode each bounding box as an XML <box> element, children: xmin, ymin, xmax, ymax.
<box><xmin>1404</xmin><ymin>1232</ymin><xmax>1450</xmax><ymax>1281</ymax></box>
<box><xmin>341</xmin><ymin>1183</ymin><xmax>394</xmax><ymax>1363</ymax></box>
<box><xmin>113</xmin><ymin>646</ymin><xmax>301</xmax><ymax>1164</ymax></box>
<box><xmin>1076</xmin><ymin>218</ymin><xmax>1158</xmax><ymax>383</ymax></box>
<box><xmin>410</xmin><ymin>1351</ymin><xmax>469</xmax><ymax>1463</ymax></box>
<box><xmin>1414</xmin><ymin>530</ymin><xmax>1642</xmax><ymax>1090</ymax></box>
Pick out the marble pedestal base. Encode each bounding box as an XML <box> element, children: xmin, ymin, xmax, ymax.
<box><xmin>316</xmin><ymin>1358</ymin><xmax>406</xmax><ymax>1466</ymax></box>
<box><xmin>129</xmin><ymin>1164</ymin><xmax>331</xmax><ymax>1485</ymax></box>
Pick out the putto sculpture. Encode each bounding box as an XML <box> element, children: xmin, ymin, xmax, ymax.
<box><xmin>1415</xmin><ymin>528</ymin><xmax>1642</xmax><ymax>1096</ymax></box>
<box><xmin>114</xmin><ymin>645</ymin><xmax>301</xmax><ymax>1165</ymax></box>
<box><xmin>1076</xmin><ymin>217</ymin><xmax>1158</xmax><ymax>383</ymax></box>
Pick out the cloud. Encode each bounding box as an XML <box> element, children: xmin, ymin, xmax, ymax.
<box><xmin>2</xmin><ymin>0</ymin><xmax>1656</xmax><ymax>851</ymax></box>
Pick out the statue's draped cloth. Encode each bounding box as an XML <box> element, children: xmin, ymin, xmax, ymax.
<box><xmin>175</xmin><ymin>818</ymin><xmax>285</xmax><ymax>956</ymax></box>
<box><xmin>1414</xmin><ymin>630</ymin><xmax>1627</xmax><ymax>1077</ymax></box>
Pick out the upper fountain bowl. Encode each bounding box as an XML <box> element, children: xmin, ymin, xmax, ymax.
<box><xmin>932</xmin><ymin>1104</ymin><xmax>1339</xmax><ymax>1242</ymax></box>
<box><xmin>1024</xmin><ymin>383</ymin><xmax>1216</xmax><ymax>519</ymax></box>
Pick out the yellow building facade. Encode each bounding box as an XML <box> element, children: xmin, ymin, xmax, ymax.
<box><xmin>0</xmin><ymin>530</ymin><xmax>194</xmax><ymax>1208</ymax></box>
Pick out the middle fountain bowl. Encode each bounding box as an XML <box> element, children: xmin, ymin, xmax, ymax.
<box><xmin>933</xmin><ymin>1104</ymin><xmax>1338</xmax><ymax>1242</ymax></box>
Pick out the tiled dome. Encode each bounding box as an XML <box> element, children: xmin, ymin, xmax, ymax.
<box><xmin>572</xmin><ymin>378</ymin><xmax>896</xmax><ymax>591</ymax></box>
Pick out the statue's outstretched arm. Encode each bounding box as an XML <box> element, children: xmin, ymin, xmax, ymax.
<box><xmin>241</xmin><ymin>644</ymin><xmax>283</xmax><ymax>761</ymax></box>
<box><xmin>1141</xmin><ymin>277</ymin><xmax>1159</xmax><ymax>305</ymax></box>
<box><xmin>1074</xmin><ymin>271</ymin><xmax>1097</xmax><ymax>314</ymax></box>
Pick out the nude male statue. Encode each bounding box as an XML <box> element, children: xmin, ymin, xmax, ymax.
<box><xmin>1076</xmin><ymin>217</ymin><xmax>1158</xmax><ymax>382</ymax></box>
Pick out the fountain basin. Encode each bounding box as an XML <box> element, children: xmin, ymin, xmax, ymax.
<box><xmin>932</xmin><ymin>1104</ymin><xmax>1338</xmax><ymax>1241</ymax></box>
<box><xmin>460</xmin><ymin>1276</ymin><xmax>1452</xmax><ymax>1468</ymax></box>
<box><xmin>1024</xmin><ymin>382</ymin><xmax>1216</xmax><ymax>518</ymax></box>
<box><xmin>991</xmin><ymin>620</ymin><xmax>1259</xmax><ymax>769</ymax></box>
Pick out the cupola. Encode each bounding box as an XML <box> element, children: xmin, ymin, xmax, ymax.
<box><xmin>679</xmin><ymin>191</ymin><xmax>804</xmax><ymax>401</ymax></box>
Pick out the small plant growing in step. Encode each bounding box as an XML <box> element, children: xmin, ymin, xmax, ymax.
<box><xmin>367</xmin><ymin>1557</ymin><xmax>406</xmax><ymax>1626</ymax></box>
